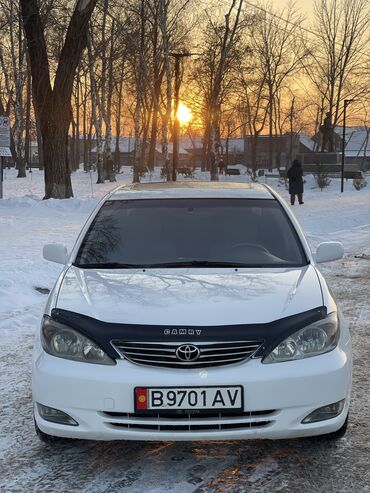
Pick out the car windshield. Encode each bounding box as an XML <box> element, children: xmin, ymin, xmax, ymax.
<box><xmin>74</xmin><ymin>198</ymin><xmax>307</xmax><ymax>268</ymax></box>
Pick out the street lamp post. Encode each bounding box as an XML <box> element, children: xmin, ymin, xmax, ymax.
<box><xmin>171</xmin><ymin>54</ymin><xmax>182</xmax><ymax>182</ymax></box>
<box><xmin>341</xmin><ymin>99</ymin><xmax>353</xmax><ymax>193</ymax></box>
<box><xmin>169</xmin><ymin>52</ymin><xmax>198</xmax><ymax>181</ymax></box>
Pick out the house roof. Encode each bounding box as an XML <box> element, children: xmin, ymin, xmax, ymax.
<box><xmin>221</xmin><ymin>138</ymin><xmax>244</xmax><ymax>153</ymax></box>
<box><xmin>91</xmin><ymin>136</ymin><xmax>139</xmax><ymax>154</ymax></box>
<box><xmin>334</xmin><ymin>126</ymin><xmax>370</xmax><ymax>157</ymax></box>
<box><xmin>297</xmin><ymin>133</ymin><xmax>316</xmax><ymax>151</ymax></box>
<box><xmin>155</xmin><ymin>142</ymin><xmax>189</xmax><ymax>155</ymax></box>
<box><xmin>180</xmin><ymin>136</ymin><xmax>203</xmax><ymax>150</ymax></box>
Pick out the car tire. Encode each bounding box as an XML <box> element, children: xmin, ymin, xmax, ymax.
<box><xmin>34</xmin><ymin>419</ymin><xmax>77</xmax><ymax>445</ymax></box>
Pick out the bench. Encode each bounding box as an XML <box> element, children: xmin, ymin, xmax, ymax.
<box><xmin>177</xmin><ymin>167</ymin><xmax>194</xmax><ymax>178</ymax></box>
<box><xmin>225</xmin><ymin>168</ymin><xmax>240</xmax><ymax>176</ymax></box>
<box><xmin>343</xmin><ymin>170</ymin><xmax>363</xmax><ymax>180</ymax></box>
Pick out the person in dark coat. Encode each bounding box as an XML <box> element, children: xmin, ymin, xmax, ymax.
<box><xmin>218</xmin><ymin>158</ymin><xmax>225</xmax><ymax>175</ymax></box>
<box><xmin>287</xmin><ymin>159</ymin><xmax>304</xmax><ymax>205</ymax></box>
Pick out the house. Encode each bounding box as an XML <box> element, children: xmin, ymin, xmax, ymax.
<box><xmin>243</xmin><ymin>133</ymin><xmax>316</xmax><ymax>169</ymax></box>
<box><xmin>222</xmin><ymin>138</ymin><xmax>245</xmax><ymax>166</ymax></box>
<box><xmin>181</xmin><ymin>137</ymin><xmax>246</xmax><ymax>168</ymax></box>
<box><xmin>91</xmin><ymin>136</ymin><xmax>138</xmax><ymax>166</ymax></box>
<box><xmin>311</xmin><ymin>126</ymin><xmax>370</xmax><ymax>170</ymax></box>
<box><xmin>335</xmin><ymin>126</ymin><xmax>370</xmax><ymax>169</ymax></box>
<box><xmin>154</xmin><ymin>141</ymin><xmax>190</xmax><ymax>167</ymax></box>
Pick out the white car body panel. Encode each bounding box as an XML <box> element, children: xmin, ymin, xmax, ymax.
<box><xmin>55</xmin><ymin>265</ymin><xmax>323</xmax><ymax>325</ymax></box>
<box><xmin>33</xmin><ymin>181</ymin><xmax>352</xmax><ymax>441</ymax></box>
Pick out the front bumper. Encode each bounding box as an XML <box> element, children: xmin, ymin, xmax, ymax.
<box><xmin>33</xmin><ymin>344</ymin><xmax>352</xmax><ymax>441</ymax></box>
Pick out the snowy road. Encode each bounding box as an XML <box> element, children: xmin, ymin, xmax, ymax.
<box><xmin>1</xmin><ymin>170</ymin><xmax>369</xmax><ymax>492</ymax></box>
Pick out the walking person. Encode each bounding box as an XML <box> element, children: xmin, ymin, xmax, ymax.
<box><xmin>287</xmin><ymin>159</ymin><xmax>304</xmax><ymax>205</ymax></box>
<box><xmin>218</xmin><ymin>158</ymin><xmax>225</xmax><ymax>175</ymax></box>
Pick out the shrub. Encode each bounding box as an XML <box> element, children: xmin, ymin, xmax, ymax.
<box><xmin>314</xmin><ymin>164</ymin><xmax>331</xmax><ymax>190</ymax></box>
<box><xmin>353</xmin><ymin>177</ymin><xmax>367</xmax><ymax>190</ymax></box>
<box><xmin>131</xmin><ymin>165</ymin><xmax>148</xmax><ymax>181</ymax></box>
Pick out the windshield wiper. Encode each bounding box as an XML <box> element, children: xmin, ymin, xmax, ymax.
<box><xmin>74</xmin><ymin>260</ymin><xmax>290</xmax><ymax>269</ymax></box>
<box><xmin>74</xmin><ymin>262</ymin><xmax>146</xmax><ymax>269</ymax></box>
<box><xmin>137</xmin><ymin>260</ymin><xmax>262</xmax><ymax>268</ymax></box>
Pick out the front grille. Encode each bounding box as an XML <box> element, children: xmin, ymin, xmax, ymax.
<box><xmin>111</xmin><ymin>340</ymin><xmax>263</xmax><ymax>368</ymax></box>
<box><xmin>100</xmin><ymin>409</ymin><xmax>277</xmax><ymax>433</ymax></box>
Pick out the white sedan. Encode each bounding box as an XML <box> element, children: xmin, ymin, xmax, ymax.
<box><xmin>33</xmin><ymin>181</ymin><xmax>351</xmax><ymax>443</ymax></box>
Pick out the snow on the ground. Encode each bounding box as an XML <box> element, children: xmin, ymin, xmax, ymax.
<box><xmin>0</xmin><ymin>167</ymin><xmax>370</xmax><ymax>492</ymax></box>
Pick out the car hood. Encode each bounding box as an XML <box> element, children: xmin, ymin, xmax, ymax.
<box><xmin>55</xmin><ymin>265</ymin><xmax>323</xmax><ymax>325</ymax></box>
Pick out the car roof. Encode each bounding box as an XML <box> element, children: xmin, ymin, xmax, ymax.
<box><xmin>109</xmin><ymin>181</ymin><xmax>274</xmax><ymax>200</ymax></box>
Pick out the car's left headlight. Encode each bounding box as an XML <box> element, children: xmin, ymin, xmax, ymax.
<box><xmin>263</xmin><ymin>312</ymin><xmax>339</xmax><ymax>364</ymax></box>
<box><xmin>41</xmin><ymin>315</ymin><xmax>115</xmax><ymax>365</ymax></box>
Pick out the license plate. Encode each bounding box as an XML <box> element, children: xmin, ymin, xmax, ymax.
<box><xmin>134</xmin><ymin>386</ymin><xmax>243</xmax><ymax>412</ymax></box>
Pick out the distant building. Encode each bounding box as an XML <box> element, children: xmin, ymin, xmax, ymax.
<box><xmin>181</xmin><ymin>134</ymin><xmax>317</xmax><ymax>170</ymax></box>
<box><xmin>154</xmin><ymin>142</ymin><xmax>190</xmax><ymax>167</ymax></box>
<box><xmin>91</xmin><ymin>136</ymin><xmax>138</xmax><ymax>166</ymax></box>
<box><xmin>243</xmin><ymin>133</ymin><xmax>315</xmax><ymax>169</ymax></box>
<box><xmin>91</xmin><ymin>137</ymin><xmax>192</xmax><ymax>167</ymax></box>
<box><xmin>183</xmin><ymin>137</ymin><xmax>246</xmax><ymax>167</ymax></box>
<box><xmin>311</xmin><ymin>126</ymin><xmax>370</xmax><ymax>170</ymax></box>
<box><xmin>335</xmin><ymin>126</ymin><xmax>370</xmax><ymax>169</ymax></box>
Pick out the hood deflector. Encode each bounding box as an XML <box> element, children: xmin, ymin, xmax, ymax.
<box><xmin>51</xmin><ymin>306</ymin><xmax>327</xmax><ymax>360</ymax></box>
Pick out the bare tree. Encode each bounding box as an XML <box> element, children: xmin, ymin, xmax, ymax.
<box><xmin>246</xmin><ymin>2</ymin><xmax>307</xmax><ymax>170</ymax></box>
<box><xmin>189</xmin><ymin>0</ymin><xmax>246</xmax><ymax>177</ymax></box>
<box><xmin>208</xmin><ymin>0</ymin><xmax>244</xmax><ymax>180</ymax></box>
<box><xmin>0</xmin><ymin>0</ymin><xmax>27</xmax><ymax>177</ymax></box>
<box><xmin>20</xmin><ymin>0</ymin><xmax>98</xmax><ymax>199</ymax></box>
<box><xmin>307</xmin><ymin>0</ymin><xmax>370</xmax><ymax>127</ymax></box>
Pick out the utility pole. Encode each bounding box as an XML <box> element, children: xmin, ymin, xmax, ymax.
<box><xmin>268</xmin><ymin>87</ymin><xmax>273</xmax><ymax>172</ymax></box>
<box><xmin>169</xmin><ymin>52</ymin><xmax>197</xmax><ymax>181</ymax></box>
<box><xmin>341</xmin><ymin>100</ymin><xmax>353</xmax><ymax>193</ymax></box>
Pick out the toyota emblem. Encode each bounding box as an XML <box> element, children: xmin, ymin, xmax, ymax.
<box><xmin>176</xmin><ymin>344</ymin><xmax>200</xmax><ymax>362</ymax></box>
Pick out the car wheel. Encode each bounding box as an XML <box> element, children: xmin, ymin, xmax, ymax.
<box><xmin>34</xmin><ymin>419</ymin><xmax>77</xmax><ymax>445</ymax></box>
<box><xmin>314</xmin><ymin>412</ymin><xmax>349</xmax><ymax>441</ymax></box>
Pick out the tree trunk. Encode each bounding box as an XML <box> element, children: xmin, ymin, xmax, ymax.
<box><xmin>147</xmin><ymin>108</ymin><xmax>158</xmax><ymax>171</ymax></box>
<box><xmin>159</xmin><ymin>0</ymin><xmax>171</xmax><ymax>181</ymax></box>
<box><xmin>83</xmin><ymin>81</ymin><xmax>88</xmax><ymax>171</ymax></box>
<box><xmin>70</xmin><ymin>119</ymin><xmax>76</xmax><ymax>171</ymax></box>
<box><xmin>35</xmin><ymin>110</ymin><xmax>44</xmax><ymax>170</ymax></box>
<box><xmin>23</xmin><ymin>56</ymin><xmax>31</xmax><ymax>174</ymax></box>
<box><xmin>87</xmin><ymin>35</ymin><xmax>104</xmax><ymax>183</ymax></box>
<box><xmin>75</xmin><ymin>75</ymin><xmax>80</xmax><ymax>170</ymax></box>
<box><xmin>133</xmin><ymin>97</ymin><xmax>141</xmax><ymax>183</ymax></box>
<box><xmin>251</xmin><ymin>135</ymin><xmax>258</xmax><ymax>173</ymax></box>
<box><xmin>201</xmin><ymin>120</ymin><xmax>211</xmax><ymax>172</ymax></box>
<box><xmin>105</xmin><ymin>19</ymin><xmax>116</xmax><ymax>182</ymax></box>
<box><xmin>43</xmin><ymin>120</ymin><xmax>73</xmax><ymax>198</ymax></box>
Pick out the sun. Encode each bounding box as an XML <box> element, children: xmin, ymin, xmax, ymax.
<box><xmin>177</xmin><ymin>102</ymin><xmax>192</xmax><ymax>125</ymax></box>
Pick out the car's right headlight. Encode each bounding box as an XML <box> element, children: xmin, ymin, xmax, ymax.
<box><xmin>263</xmin><ymin>312</ymin><xmax>339</xmax><ymax>364</ymax></box>
<box><xmin>41</xmin><ymin>315</ymin><xmax>115</xmax><ymax>365</ymax></box>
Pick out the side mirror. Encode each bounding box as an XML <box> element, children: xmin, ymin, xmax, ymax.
<box><xmin>315</xmin><ymin>242</ymin><xmax>344</xmax><ymax>264</ymax></box>
<box><xmin>43</xmin><ymin>244</ymin><xmax>69</xmax><ymax>265</ymax></box>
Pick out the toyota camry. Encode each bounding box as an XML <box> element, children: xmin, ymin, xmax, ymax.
<box><xmin>33</xmin><ymin>181</ymin><xmax>352</xmax><ymax>443</ymax></box>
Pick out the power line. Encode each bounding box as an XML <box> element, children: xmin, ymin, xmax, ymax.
<box><xmin>246</xmin><ymin>0</ymin><xmax>370</xmax><ymax>63</ymax></box>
